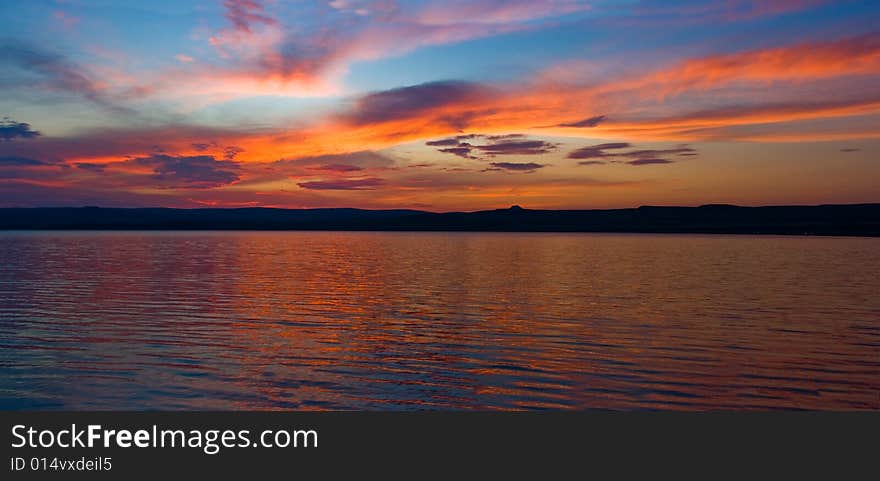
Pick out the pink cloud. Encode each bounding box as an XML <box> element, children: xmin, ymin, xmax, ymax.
<box><xmin>197</xmin><ymin>0</ymin><xmax>593</xmax><ymax>97</ymax></box>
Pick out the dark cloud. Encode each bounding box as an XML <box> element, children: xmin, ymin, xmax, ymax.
<box><xmin>312</xmin><ymin>164</ymin><xmax>364</xmax><ymax>172</ymax></box>
<box><xmin>567</xmin><ymin>143</ymin><xmax>632</xmax><ymax>159</ymax></box>
<box><xmin>619</xmin><ymin>146</ymin><xmax>696</xmax><ymax>158</ymax></box>
<box><xmin>485</xmin><ymin>134</ymin><xmax>525</xmax><ymax>141</ymax></box>
<box><xmin>558</xmin><ymin>115</ymin><xmax>607</xmax><ymax>128</ymax></box>
<box><xmin>840</xmin><ymin>148</ymin><xmax>861</xmax><ymax>152</ymax></box>
<box><xmin>426</xmin><ymin>138</ymin><xmax>461</xmax><ymax>147</ymax></box>
<box><xmin>476</xmin><ymin>140</ymin><xmax>556</xmax><ymax>156</ymax></box>
<box><xmin>0</xmin><ymin>119</ymin><xmax>41</xmax><ymax>141</ymax></box>
<box><xmin>75</xmin><ymin>162</ymin><xmax>106</xmax><ymax>172</ymax></box>
<box><xmin>223</xmin><ymin>145</ymin><xmax>244</xmax><ymax>160</ymax></box>
<box><xmin>346</xmin><ymin>81</ymin><xmax>485</xmax><ymax>125</ymax></box>
<box><xmin>0</xmin><ymin>156</ymin><xmax>62</xmax><ymax>181</ymax></box>
<box><xmin>488</xmin><ymin>162</ymin><xmax>546</xmax><ymax>172</ymax></box>
<box><xmin>427</xmin><ymin>135</ymin><xmax>481</xmax><ymax>158</ymax></box>
<box><xmin>570</xmin><ymin>143</ymin><xmax>694</xmax><ymax>166</ymax></box>
<box><xmin>428</xmin><ymin>134</ymin><xmax>556</xmax><ymax>159</ymax></box>
<box><xmin>436</xmin><ymin>110</ymin><xmax>488</xmax><ymax>130</ymax></box>
<box><xmin>129</xmin><ymin>154</ymin><xmax>240</xmax><ymax>189</ymax></box>
<box><xmin>0</xmin><ymin>155</ymin><xmax>47</xmax><ymax>166</ymax></box>
<box><xmin>438</xmin><ymin>146</ymin><xmax>475</xmax><ymax>159</ymax></box>
<box><xmin>626</xmin><ymin>158</ymin><xmax>675</xmax><ymax>166</ymax></box>
<box><xmin>297</xmin><ymin>177</ymin><xmax>385</xmax><ymax>190</ymax></box>
<box><xmin>188</xmin><ymin>142</ymin><xmax>243</xmax><ymax>159</ymax></box>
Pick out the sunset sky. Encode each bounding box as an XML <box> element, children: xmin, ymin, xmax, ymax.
<box><xmin>1</xmin><ymin>0</ymin><xmax>879</xmax><ymax>210</ymax></box>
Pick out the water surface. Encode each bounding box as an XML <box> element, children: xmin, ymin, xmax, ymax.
<box><xmin>1</xmin><ymin>231</ymin><xmax>878</xmax><ymax>410</ymax></box>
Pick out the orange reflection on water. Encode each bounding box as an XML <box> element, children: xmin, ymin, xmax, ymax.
<box><xmin>1</xmin><ymin>231</ymin><xmax>878</xmax><ymax>410</ymax></box>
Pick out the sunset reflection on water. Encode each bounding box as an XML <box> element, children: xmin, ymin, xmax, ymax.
<box><xmin>1</xmin><ymin>231</ymin><xmax>878</xmax><ymax>410</ymax></box>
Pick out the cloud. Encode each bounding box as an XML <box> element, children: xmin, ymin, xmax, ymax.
<box><xmin>13</xmin><ymin>26</ymin><xmax>873</xmax><ymax>168</ymax></box>
<box><xmin>438</xmin><ymin>146</ymin><xmax>475</xmax><ymax>159</ymax></box>
<box><xmin>328</xmin><ymin>0</ymin><xmax>375</xmax><ymax>16</ymax></box>
<box><xmin>386</xmin><ymin>32</ymin><xmax>880</xmax><ymax>144</ymax></box>
<box><xmin>5</xmin><ymin>11</ymin><xmax>880</xmax><ymax>208</ymax></box>
<box><xmin>607</xmin><ymin>33</ymin><xmax>880</xmax><ymax>101</ymax></box>
<box><xmin>557</xmin><ymin>115</ymin><xmax>607</xmax><ymax>128</ymax></box>
<box><xmin>488</xmin><ymin>162</ymin><xmax>546</xmax><ymax>171</ymax></box>
<box><xmin>624</xmin><ymin>97</ymin><xmax>880</xmax><ymax>131</ymax></box>
<box><xmin>628</xmin><ymin>0</ymin><xmax>830</xmax><ymax>23</ymax></box>
<box><xmin>175</xmin><ymin>54</ymin><xmax>195</xmax><ymax>63</ymax></box>
<box><xmin>486</xmin><ymin>134</ymin><xmax>525</xmax><ymax>141</ymax></box>
<box><xmin>415</xmin><ymin>1</ymin><xmax>591</xmax><ymax>25</ymax></box>
<box><xmin>293</xmin><ymin>29</ymin><xmax>872</xmax><ymax>148</ymax></box>
<box><xmin>0</xmin><ymin>119</ymin><xmax>41</xmax><ymax>141</ymax></box>
<box><xmin>0</xmin><ymin>181</ymin><xmax>185</xmax><ymax>208</ymax></box>
<box><xmin>275</xmin><ymin>151</ymin><xmax>396</xmax><ymax>171</ymax></box>
<box><xmin>128</xmin><ymin>154</ymin><xmax>241</xmax><ymax>189</ymax></box>
<box><xmin>475</xmin><ymin>140</ymin><xmax>557</xmax><ymax>156</ymax></box>
<box><xmin>74</xmin><ymin>162</ymin><xmax>106</xmax><ymax>172</ymax></box>
<box><xmin>0</xmin><ymin>42</ymin><xmax>124</xmax><ymax>111</ymax></box>
<box><xmin>427</xmin><ymin>133</ymin><xmax>556</xmax><ymax>159</ymax></box>
<box><xmin>567</xmin><ymin>143</ymin><xmax>632</xmax><ymax>159</ymax></box>
<box><xmin>191</xmin><ymin>142</ymin><xmax>216</xmax><ymax>151</ymax></box>
<box><xmin>569</xmin><ymin>143</ymin><xmax>694</xmax><ymax>165</ymax></box>
<box><xmin>0</xmin><ymin>155</ymin><xmax>64</xmax><ymax>182</ymax></box>
<box><xmin>426</xmin><ymin>135</ymin><xmax>478</xmax><ymax>146</ymax></box>
<box><xmin>427</xmin><ymin>134</ymin><xmax>482</xmax><ymax>158</ymax></box>
<box><xmin>195</xmin><ymin>1</ymin><xmax>593</xmax><ymax>101</ymax></box>
<box><xmin>426</xmin><ymin>138</ymin><xmax>461</xmax><ymax>146</ymax></box>
<box><xmin>223</xmin><ymin>145</ymin><xmax>245</xmax><ymax>160</ymax></box>
<box><xmin>297</xmin><ymin>177</ymin><xmax>385</xmax><ymax>190</ymax></box>
<box><xmin>312</xmin><ymin>164</ymin><xmax>364</xmax><ymax>172</ymax></box>
<box><xmin>617</xmin><ymin>146</ymin><xmax>696</xmax><ymax>158</ymax></box>
<box><xmin>0</xmin><ymin>124</ymin><xmax>254</xmax><ymax>164</ymax></box>
<box><xmin>626</xmin><ymin>158</ymin><xmax>675</xmax><ymax>166</ymax></box>
<box><xmin>0</xmin><ymin>156</ymin><xmax>47</xmax><ymax>166</ymax></box>
<box><xmin>346</xmin><ymin>81</ymin><xmax>487</xmax><ymax>125</ymax></box>
<box><xmin>222</xmin><ymin>0</ymin><xmax>277</xmax><ymax>34</ymax></box>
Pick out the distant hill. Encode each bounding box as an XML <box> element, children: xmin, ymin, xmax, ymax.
<box><xmin>0</xmin><ymin>204</ymin><xmax>878</xmax><ymax>236</ymax></box>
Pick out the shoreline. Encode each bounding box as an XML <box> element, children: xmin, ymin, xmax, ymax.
<box><xmin>1</xmin><ymin>203</ymin><xmax>878</xmax><ymax>236</ymax></box>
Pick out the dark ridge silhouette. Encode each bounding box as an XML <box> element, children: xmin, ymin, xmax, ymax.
<box><xmin>0</xmin><ymin>204</ymin><xmax>878</xmax><ymax>236</ymax></box>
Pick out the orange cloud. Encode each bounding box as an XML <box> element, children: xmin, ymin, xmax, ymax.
<box><xmin>6</xmin><ymin>31</ymin><xmax>880</xmax><ymax>210</ymax></box>
<box><xmin>607</xmin><ymin>32</ymin><xmax>880</xmax><ymax>100</ymax></box>
<box><xmin>32</xmin><ymin>32</ymin><xmax>880</xmax><ymax>166</ymax></box>
<box><xmin>300</xmin><ymin>32</ymin><xmax>880</xmax><ymax>146</ymax></box>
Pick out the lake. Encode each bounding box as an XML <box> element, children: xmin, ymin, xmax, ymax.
<box><xmin>1</xmin><ymin>231</ymin><xmax>877</xmax><ymax>410</ymax></box>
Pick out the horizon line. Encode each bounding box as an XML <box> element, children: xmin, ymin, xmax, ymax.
<box><xmin>1</xmin><ymin>202</ymin><xmax>879</xmax><ymax>214</ymax></box>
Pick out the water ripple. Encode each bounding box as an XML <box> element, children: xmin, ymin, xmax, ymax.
<box><xmin>1</xmin><ymin>231</ymin><xmax>878</xmax><ymax>410</ymax></box>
